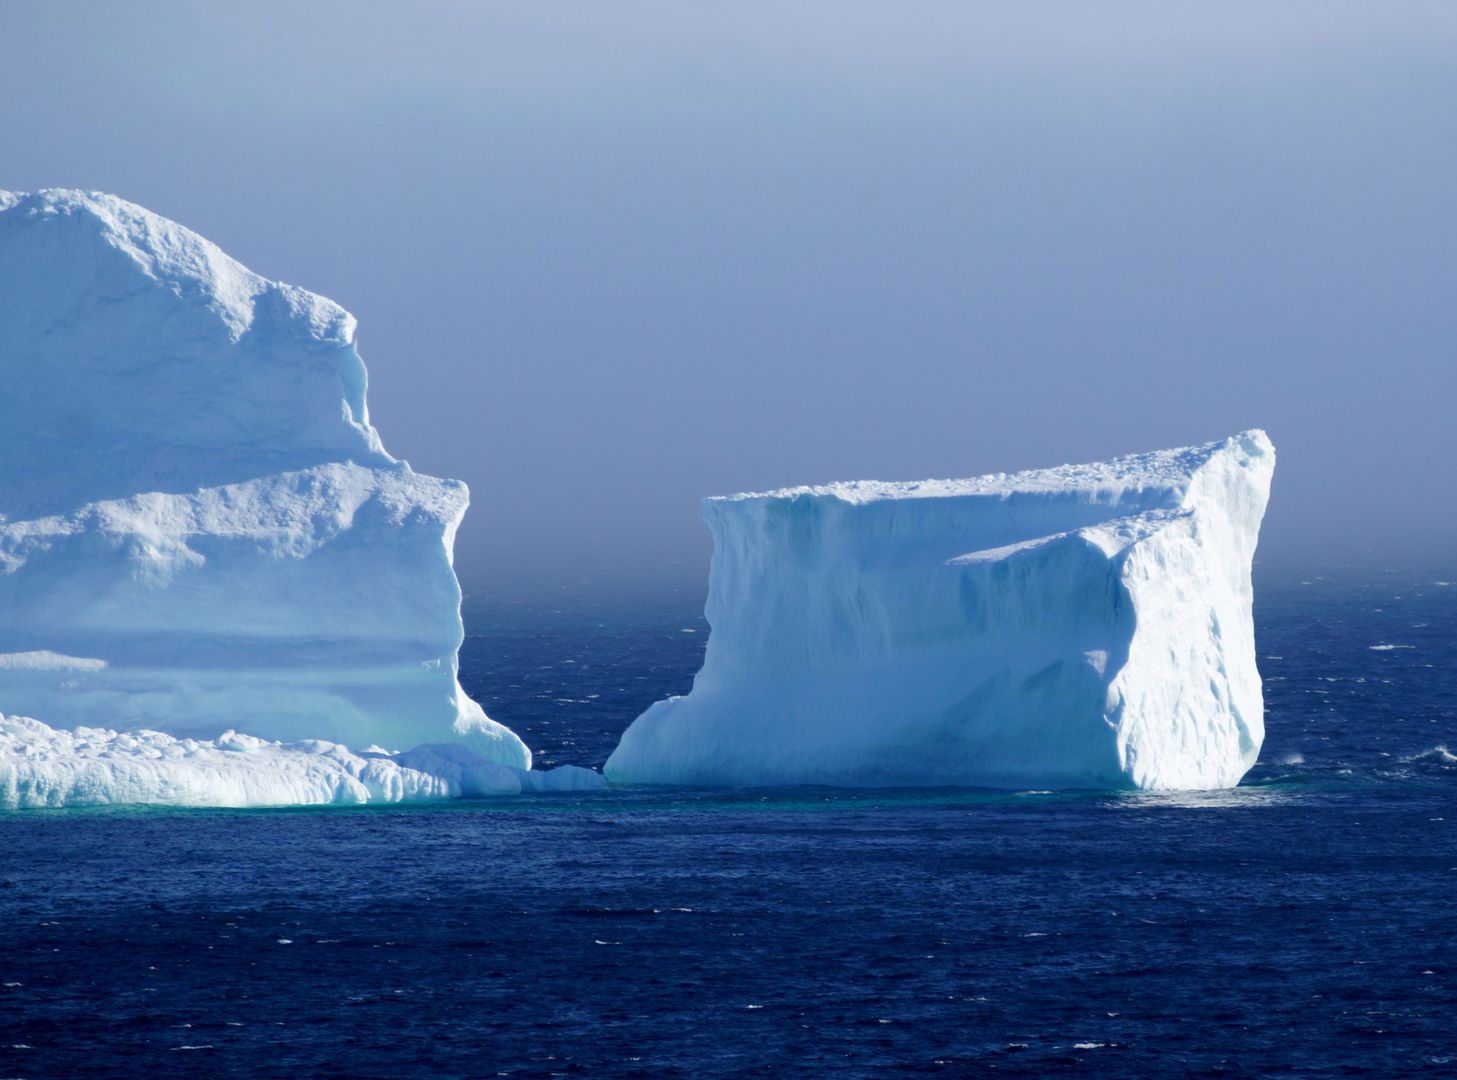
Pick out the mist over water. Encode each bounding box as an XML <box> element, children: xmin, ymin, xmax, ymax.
<box><xmin>5</xmin><ymin>3</ymin><xmax>1456</xmax><ymax>587</ymax></box>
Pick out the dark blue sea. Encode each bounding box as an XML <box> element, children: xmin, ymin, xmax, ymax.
<box><xmin>2</xmin><ymin>568</ymin><xmax>1455</xmax><ymax>1078</ymax></box>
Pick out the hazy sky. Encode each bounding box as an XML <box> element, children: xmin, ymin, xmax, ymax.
<box><xmin>3</xmin><ymin>2</ymin><xmax>1454</xmax><ymax>589</ymax></box>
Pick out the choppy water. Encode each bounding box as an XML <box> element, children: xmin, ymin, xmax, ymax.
<box><xmin>2</xmin><ymin>568</ymin><xmax>1455</xmax><ymax>1077</ymax></box>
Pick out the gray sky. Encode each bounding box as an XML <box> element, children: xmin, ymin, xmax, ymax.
<box><xmin>4</xmin><ymin>2</ymin><xmax>1454</xmax><ymax>589</ymax></box>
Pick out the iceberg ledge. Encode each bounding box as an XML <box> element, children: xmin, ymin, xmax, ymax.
<box><xmin>0</xmin><ymin>714</ymin><xmax>605</xmax><ymax>810</ymax></box>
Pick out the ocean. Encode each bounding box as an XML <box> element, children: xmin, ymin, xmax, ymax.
<box><xmin>1</xmin><ymin>567</ymin><xmax>1454</xmax><ymax>1077</ymax></box>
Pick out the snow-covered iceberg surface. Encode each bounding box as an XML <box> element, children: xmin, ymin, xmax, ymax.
<box><xmin>607</xmin><ymin>431</ymin><xmax>1275</xmax><ymax>791</ymax></box>
<box><xmin>0</xmin><ymin>715</ymin><xmax>603</xmax><ymax>810</ymax></box>
<box><xmin>0</xmin><ymin>189</ymin><xmax>530</xmax><ymax>773</ymax></box>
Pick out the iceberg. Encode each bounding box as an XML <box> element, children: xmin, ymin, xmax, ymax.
<box><xmin>0</xmin><ymin>189</ymin><xmax>536</xmax><ymax>793</ymax></box>
<box><xmin>606</xmin><ymin>431</ymin><xmax>1275</xmax><ymax>791</ymax></box>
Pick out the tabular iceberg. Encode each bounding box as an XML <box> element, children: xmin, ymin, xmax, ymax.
<box><xmin>606</xmin><ymin>431</ymin><xmax>1275</xmax><ymax>791</ymax></box>
<box><xmin>0</xmin><ymin>189</ymin><xmax>541</xmax><ymax>803</ymax></box>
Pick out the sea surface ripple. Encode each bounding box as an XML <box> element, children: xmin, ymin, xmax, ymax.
<box><xmin>1</xmin><ymin>567</ymin><xmax>1454</xmax><ymax>1077</ymax></box>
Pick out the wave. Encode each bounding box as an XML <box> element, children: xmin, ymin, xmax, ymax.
<box><xmin>1401</xmin><ymin>745</ymin><xmax>1457</xmax><ymax>767</ymax></box>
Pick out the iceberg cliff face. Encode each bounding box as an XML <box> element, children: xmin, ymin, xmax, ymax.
<box><xmin>606</xmin><ymin>431</ymin><xmax>1275</xmax><ymax>791</ymax></box>
<box><xmin>0</xmin><ymin>190</ymin><xmax>529</xmax><ymax>769</ymax></box>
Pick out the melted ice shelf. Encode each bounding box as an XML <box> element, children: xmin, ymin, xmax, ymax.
<box><xmin>607</xmin><ymin>432</ymin><xmax>1276</xmax><ymax>791</ymax></box>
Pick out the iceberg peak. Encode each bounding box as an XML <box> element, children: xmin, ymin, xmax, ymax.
<box><xmin>0</xmin><ymin>189</ymin><xmax>388</xmax><ymax>520</ymax></box>
<box><xmin>713</xmin><ymin>428</ymin><xmax>1272</xmax><ymax>506</ymax></box>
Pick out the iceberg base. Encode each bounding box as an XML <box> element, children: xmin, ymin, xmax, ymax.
<box><xmin>0</xmin><ymin>715</ymin><xmax>605</xmax><ymax>810</ymax></box>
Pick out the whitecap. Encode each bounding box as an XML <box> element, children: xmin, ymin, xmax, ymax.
<box><xmin>1403</xmin><ymin>746</ymin><xmax>1457</xmax><ymax>766</ymax></box>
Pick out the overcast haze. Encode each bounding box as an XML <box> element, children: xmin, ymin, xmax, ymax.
<box><xmin>3</xmin><ymin>2</ymin><xmax>1454</xmax><ymax>590</ymax></box>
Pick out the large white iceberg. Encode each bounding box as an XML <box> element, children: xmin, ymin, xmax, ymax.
<box><xmin>0</xmin><ymin>189</ymin><xmax>537</xmax><ymax>798</ymax></box>
<box><xmin>606</xmin><ymin>431</ymin><xmax>1275</xmax><ymax>791</ymax></box>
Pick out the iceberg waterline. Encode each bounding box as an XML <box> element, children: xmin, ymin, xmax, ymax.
<box><xmin>0</xmin><ymin>714</ymin><xmax>603</xmax><ymax>810</ymax></box>
<box><xmin>607</xmin><ymin>430</ymin><xmax>1275</xmax><ymax>792</ymax></box>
